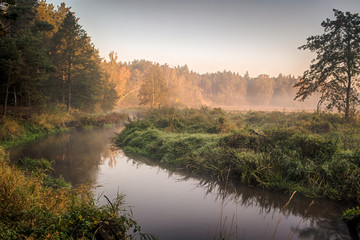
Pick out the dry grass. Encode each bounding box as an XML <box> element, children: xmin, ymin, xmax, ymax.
<box><xmin>0</xmin><ymin>118</ymin><xmax>24</xmax><ymax>141</ymax></box>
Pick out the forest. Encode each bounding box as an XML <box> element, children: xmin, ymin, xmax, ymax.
<box><xmin>0</xmin><ymin>0</ymin><xmax>319</xmax><ymax>117</ymax></box>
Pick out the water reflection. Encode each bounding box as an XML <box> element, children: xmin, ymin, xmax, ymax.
<box><xmin>10</xmin><ymin>127</ymin><xmax>122</xmax><ymax>185</ymax></box>
<box><xmin>117</xmin><ymin>155</ymin><xmax>351</xmax><ymax>239</ymax></box>
<box><xmin>10</xmin><ymin>127</ymin><xmax>352</xmax><ymax>240</ymax></box>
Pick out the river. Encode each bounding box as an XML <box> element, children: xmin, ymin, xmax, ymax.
<box><xmin>10</xmin><ymin>126</ymin><xmax>352</xmax><ymax>240</ymax></box>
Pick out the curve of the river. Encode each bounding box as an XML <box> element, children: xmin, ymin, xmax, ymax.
<box><xmin>10</xmin><ymin>127</ymin><xmax>352</xmax><ymax>240</ymax></box>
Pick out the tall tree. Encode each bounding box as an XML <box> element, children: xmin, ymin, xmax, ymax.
<box><xmin>52</xmin><ymin>11</ymin><xmax>86</xmax><ymax>112</ymax></box>
<box><xmin>295</xmin><ymin>9</ymin><xmax>360</xmax><ymax>118</ymax></box>
<box><xmin>138</xmin><ymin>65</ymin><xmax>169</xmax><ymax>108</ymax></box>
<box><xmin>51</xmin><ymin>11</ymin><xmax>111</xmax><ymax>112</ymax></box>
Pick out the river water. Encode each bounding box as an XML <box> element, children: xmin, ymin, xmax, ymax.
<box><xmin>10</xmin><ymin>127</ymin><xmax>352</xmax><ymax>240</ymax></box>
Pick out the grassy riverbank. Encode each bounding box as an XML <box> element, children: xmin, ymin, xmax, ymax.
<box><xmin>0</xmin><ymin>110</ymin><xmax>155</xmax><ymax>239</ymax></box>
<box><xmin>116</xmin><ymin>107</ymin><xmax>360</xmax><ymax>203</ymax></box>
<box><xmin>0</xmin><ymin>111</ymin><xmax>128</xmax><ymax>149</ymax></box>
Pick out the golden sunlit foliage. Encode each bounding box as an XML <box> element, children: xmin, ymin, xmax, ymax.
<box><xmin>102</xmin><ymin>51</ymin><xmax>131</xmax><ymax>102</ymax></box>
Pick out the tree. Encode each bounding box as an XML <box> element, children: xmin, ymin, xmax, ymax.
<box><xmin>101</xmin><ymin>51</ymin><xmax>130</xmax><ymax>103</ymax></box>
<box><xmin>247</xmin><ymin>74</ymin><xmax>274</xmax><ymax>105</ymax></box>
<box><xmin>138</xmin><ymin>65</ymin><xmax>169</xmax><ymax>108</ymax></box>
<box><xmin>295</xmin><ymin>9</ymin><xmax>360</xmax><ymax>119</ymax></box>
<box><xmin>52</xmin><ymin>11</ymin><xmax>98</xmax><ymax>112</ymax></box>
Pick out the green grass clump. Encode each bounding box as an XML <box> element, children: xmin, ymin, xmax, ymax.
<box><xmin>116</xmin><ymin>107</ymin><xmax>360</xmax><ymax>203</ymax></box>
<box><xmin>142</xmin><ymin>106</ymin><xmax>234</xmax><ymax>133</ymax></box>
<box><xmin>117</xmin><ymin>120</ymin><xmax>220</xmax><ymax>164</ymax></box>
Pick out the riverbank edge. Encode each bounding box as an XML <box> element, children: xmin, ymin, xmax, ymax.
<box><xmin>0</xmin><ymin>111</ymin><xmax>155</xmax><ymax>239</ymax></box>
<box><xmin>114</xmin><ymin>108</ymin><xmax>360</xmax><ymax>229</ymax></box>
<box><xmin>116</xmin><ymin>122</ymin><xmax>359</xmax><ymax>203</ymax></box>
<box><xmin>116</xmin><ymin>119</ymin><xmax>360</xmax><ymax>235</ymax></box>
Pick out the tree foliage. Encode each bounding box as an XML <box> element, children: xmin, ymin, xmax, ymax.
<box><xmin>138</xmin><ymin>65</ymin><xmax>169</xmax><ymax>108</ymax></box>
<box><xmin>295</xmin><ymin>9</ymin><xmax>360</xmax><ymax>118</ymax></box>
<box><xmin>102</xmin><ymin>51</ymin><xmax>130</xmax><ymax>101</ymax></box>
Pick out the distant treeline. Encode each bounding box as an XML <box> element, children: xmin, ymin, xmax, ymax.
<box><xmin>109</xmin><ymin>59</ymin><xmax>318</xmax><ymax>109</ymax></box>
<box><xmin>1</xmin><ymin>1</ymin><xmax>316</xmax><ymax>114</ymax></box>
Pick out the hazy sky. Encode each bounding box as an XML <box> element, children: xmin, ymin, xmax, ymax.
<box><xmin>46</xmin><ymin>0</ymin><xmax>359</xmax><ymax>77</ymax></box>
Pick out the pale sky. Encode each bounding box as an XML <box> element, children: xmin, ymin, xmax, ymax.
<box><xmin>46</xmin><ymin>0</ymin><xmax>359</xmax><ymax>77</ymax></box>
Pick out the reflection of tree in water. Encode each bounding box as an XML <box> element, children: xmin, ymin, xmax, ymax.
<box><xmin>10</xmin><ymin>127</ymin><xmax>121</xmax><ymax>186</ymax></box>
<box><xmin>124</xmin><ymin>154</ymin><xmax>351</xmax><ymax>240</ymax></box>
<box><xmin>101</xmin><ymin>146</ymin><xmax>122</xmax><ymax>168</ymax></box>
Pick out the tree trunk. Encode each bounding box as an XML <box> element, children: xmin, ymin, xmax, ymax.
<box><xmin>345</xmin><ymin>72</ymin><xmax>351</xmax><ymax>119</ymax></box>
<box><xmin>67</xmin><ymin>61</ymin><xmax>71</xmax><ymax>113</ymax></box>
<box><xmin>62</xmin><ymin>71</ymin><xmax>65</xmax><ymax>104</ymax></box>
<box><xmin>3</xmin><ymin>63</ymin><xmax>12</xmax><ymax>117</ymax></box>
<box><xmin>13</xmin><ymin>87</ymin><xmax>17</xmax><ymax>107</ymax></box>
<box><xmin>345</xmin><ymin>37</ymin><xmax>352</xmax><ymax>120</ymax></box>
<box><xmin>3</xmin><ymin>74</ymin><xmax>11</xmax><ymax>117</ymax></box>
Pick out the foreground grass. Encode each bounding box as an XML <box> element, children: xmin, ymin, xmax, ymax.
<box><xmin>116</xmin><ymin>107</ymin><xmax>360</xmax><ymax>203</ymax></box>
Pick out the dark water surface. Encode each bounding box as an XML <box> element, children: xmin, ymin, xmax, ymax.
<box><xmin>10</xmin><ymin>127</ymin><xmax>352</xmax><ymax>240</ymax></box>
